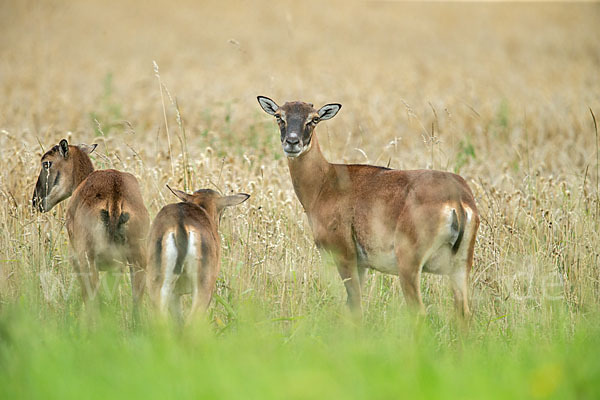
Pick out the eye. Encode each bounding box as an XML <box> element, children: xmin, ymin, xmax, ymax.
<box><xmin>42</xmin><ymin>161</ymin><xmax>52</xmax><ymax>170</ymax></box>
<box><xmin>311</xmin><ymin>116</ymin><xmax>320</xmax><ymax>124</ymax></box>
<box><xmin>275</xmin><ymin>115</ymin><xmax>283</xmax><ymax>123</ymax></box>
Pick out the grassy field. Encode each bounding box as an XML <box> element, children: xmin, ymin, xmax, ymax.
<box><xmin>1</xmin><ymin>0</ymin><xmax>600</xmax><ymax>398</ymax></box>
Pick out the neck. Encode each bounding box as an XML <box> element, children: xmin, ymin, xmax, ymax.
<box><xmin>286</xmin><ymin>135</ymin><xmax>332</xmax><ymax>213</ymax></box>
<box><xmin>70</xmin><ymin>149</ymin><xmax>95</xmax><ymax>192</ymax></box>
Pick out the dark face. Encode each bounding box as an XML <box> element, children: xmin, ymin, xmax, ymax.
<box><xmin>257</xmin><ymin>96</ymin><xmax>341</xmax><ymax>158</ymax></box>
<box><xmin>275</xmin><ymin>102</ymin><xmax>320</xmax><ymax>157</ymax></box>
<box><xmin>32</xmin><ymin>142</ymin><xmax>70</xmax><ymax>212</ymax></box>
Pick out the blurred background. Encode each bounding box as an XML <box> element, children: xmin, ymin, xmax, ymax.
<box><xmin>1</xmin><ymin>0</ymin><xmax>598</xmax><ymax>174</ymax></box>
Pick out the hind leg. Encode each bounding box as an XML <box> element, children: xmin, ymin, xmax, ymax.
<box><xmin>146</xmin><ymin>266</ymin><xmax>161</xmax><ymax>312</ymax></box>
<box><xmin>74</xmin><ymin>251</ymin><xmax>100</xmax><ymax>305</ymax></box>
<box><xmin>128</xmin><ymin>244</ymin><xmax>147</xmax><ymax>309</ymax></box>
<box><xmin>189</xmin><ymin>284</ymin><xmax>213</xmax><ymax>323</ymax></box>
<box><xmin>159</xmin><ymin>270</ymin><xmax>178</xmax><ymax>318</ymax></box>
<box><xmin>126</xmin><ymin>244</ymin><xmax>146</xmax><ymax>324</ymax></box>
<box><xmin>398</xmin><ymin>266</ymin><xmax>425</xmax><ymax>314</ymax></box>
<box><xmin>188</xmin><ymin>260</ymin><xmax>219</xmax><ymax>323</ymax></box>
<box><xmin>396</xmin><ymin>245</ymin><xmax>426</xmax><ymax>314</ymax></box>
<box><xmin>150</xmin><ymin>233</ymin><xmax>178</xmax><ymax>318</ymax></box>
<box><xmin>129</xmin><ymin>265</ymin><xmax>145</xmax><ymax>324</ymax></box>
<box><xmin>423</xmin><ymin>245</ymin><xmax>470</xmax><ymax>317</ymax></box>
<box><xmin>146</xmin><ymin>238</ymin><xmax>163</xmax><ymax>313</ymax></box>
<box><xmin>450</xmin><ymin>268</ymin><xmax>470</xmax><ymax>318</ymax></box>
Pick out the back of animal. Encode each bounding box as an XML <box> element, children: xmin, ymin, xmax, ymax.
<box><xmin>148</xmin><ymin>202</ymin><xmax>218</xmax><ymax>277</ymax></box>
<box><xmin>68</xmin><ymin>169</ymin><xmax>149</xmax><ymax>249</ymax></box>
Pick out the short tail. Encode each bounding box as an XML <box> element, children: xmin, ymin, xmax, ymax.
<box><xmin>451</xmin><ymin>204</ymin><xmax>467</xmax><ymax>254</ymax></box>
<box><xmin>173</xmin><ymin>220</ymin><xmax>188</xmax><ymax>275</ymax></box>
<box><xmin>100</xmin><ymin>199</ymin><xmax>130</xmax><ymax>244</ymax></box>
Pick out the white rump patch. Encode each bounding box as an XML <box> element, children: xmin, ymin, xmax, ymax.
<box><xmin>160</xmin><ymin>232</ymin><xmax>178</xmax><ymax>312</ymax></box>
<box><xmin>186</xmin><ymin>231</ymin><xmax>198</xmax><ymax>299</ymax></box>
<box><xmin>185</xmin><ymin>231</ymin><xmax>198</xmax><ymax>272</ymax></box>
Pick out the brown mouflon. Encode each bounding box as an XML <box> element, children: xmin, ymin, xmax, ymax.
<box><xmin>146</xmin><ymin>185</ymin><xmax>249</xmax><ymax>323</ymax></box>
<box><xmin>32</xmin><ymin>139</ymin><xmax>150</xmax><ymax>311</ymax></box>
<box><xmin>258</xmin><ymin>96</ymin><xmax>479</xmax><ymax>317</ymax></box>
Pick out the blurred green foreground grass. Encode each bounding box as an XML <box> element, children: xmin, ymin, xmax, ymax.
<box><xmin>1</xmin><ymin>300</ymin><xmax>599</xmax><ymax>400</ymax></box>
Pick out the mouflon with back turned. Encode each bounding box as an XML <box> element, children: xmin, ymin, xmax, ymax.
<box><xmin>258</xmin><ymin>96</ymin><xmax>479</xmax><ymax>317</ymax></box>
<box><xmin>32</xmin><ymin>139</ymin><xmax>150</xmax><ymax>310</ymax></box>
<box><xmin>146</xmin><ymin>185</ymin><xmax>249</xmax><ymax>323</ymax></box>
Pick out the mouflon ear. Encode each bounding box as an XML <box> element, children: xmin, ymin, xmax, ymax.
<box><xmin>217</xmin><ymin>193</ymin><xmax>250</xmax><ymax>209</ymax></box>
<box><xmin>59</xmin><ymin>139</ymin><xmax>69</xmax><ymax>158</ymax></box>
<box><xmin>257</xmin><ymin>96</ymin><xmax>279</xmax><ymax>115</ymax></box>
<box><xmin>77</xmin><ymin>143</ymin><xmax>98</xmax><ymax>154</ymax></box>
<box><xmin>167</xmin><ymin>185</ymin><xmax>192</xmax><ymax>203</ymax></box>
<box><xmin>317</xmin><ymin>103</ymin><xmax>342</xmax><ymax>120</ymax></box>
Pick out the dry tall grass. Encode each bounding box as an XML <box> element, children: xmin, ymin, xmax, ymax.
<box><xmin>1</xmin><ymin>0</ymin><xmax>599</xmax><ymax>334</ymax></box>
